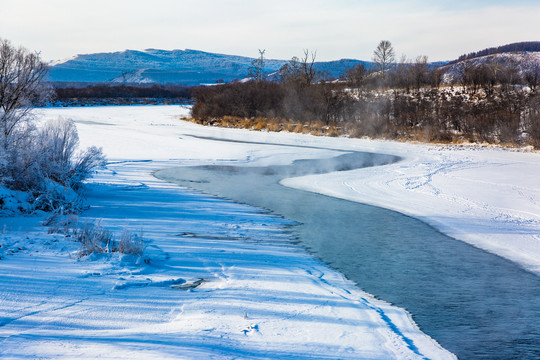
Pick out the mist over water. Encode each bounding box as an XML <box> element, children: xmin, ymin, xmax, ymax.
<box><xmin>156</xmin><ymin>144</ymin><xmax>540</xmax><ymax>360</ymax></box>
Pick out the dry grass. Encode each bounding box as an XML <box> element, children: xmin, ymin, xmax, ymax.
<box><xmin>266</xmin><ymin>122</ymin><xmax>281</xmax><ymax>132</ymax></box>
<box><xmin>188</xmin><ymin>114</ymin><xmax>536</xmax><ymax>150</ymax></box>
<box><xmin>75</xmin><ymin>221</ymin><xmax>115</xmax><ymax>257</ymax></box>
<box><xmin>46</xmin><ymin>214</ymin><xmax>147</xmax><ymax>258</ymax></box>
<box><xmin>117</xmin><ymin>229</ymin><xmax>145</xmax><ymax>256</ymax></box>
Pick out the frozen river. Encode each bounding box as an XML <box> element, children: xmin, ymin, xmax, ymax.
<box><xmin>157</xmin><ymin>139</ymin><xmax>540</xmax><ymax>360</ymax></box>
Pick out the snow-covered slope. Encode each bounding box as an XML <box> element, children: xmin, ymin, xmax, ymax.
<box><xmin>48</xmin><ymin>49</ymin><xmax>284</xmax><ymax>85</ymax></box>
<box><xmin>440</xmin><ymin>52</ymin><xmax>540</xmax><ymax>84</ymax></box>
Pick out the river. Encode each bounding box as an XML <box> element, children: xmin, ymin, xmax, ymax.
<box><xmin>156</xmin><ymin>138</ymin><xmax>540</xmax><ymax>360</ymax></box>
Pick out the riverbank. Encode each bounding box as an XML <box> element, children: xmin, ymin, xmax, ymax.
<box><xmin>156</xmin><ymin>149</ymin><xmax>540</xmax><ymax>359</ymax></box>
<box><xmin>19</xmin><ymin>104</ymin><xmax>539</xmax><ymax>356</ymax></box>
<box><xmin>158</xmin><ymin>108</ymin><xmax>540</xmax><ymax>276</ymax></box>
<box><xmin>0</xmin><ymin>105</ymin><xmax>456</xmax><ymax>359</ymax></box>
<box><xmin>37</xmin><ymin>105</ymin><xmax>540</xmax><ymax>275</ymax></box>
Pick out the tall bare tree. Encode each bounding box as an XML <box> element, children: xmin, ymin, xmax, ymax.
<box><xmin>0</xmin><ymin>39</ymin><xmax>50</xmax><ymax>150</ymax></box>
<box><xmin>300</xmin><ymin>49</ymin><xmax>317</xmax><ymax>86</ymax></box>
<box><xmin>372</xmin><ymin>40</ymin><xmax>395</xmax><ymax>79</ymax></box>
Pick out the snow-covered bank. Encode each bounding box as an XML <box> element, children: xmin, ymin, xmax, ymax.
<box><xmin>2</xmin><ymin>162</ymin><xmax>452</xmax><ymax>359</ymax></box>
<box><xmin>282</xmin><ymin>143</ymin><xmax>540</xmax><ymax>275</ymax></box>
<box><xmin>59</xmin><ymin>105</ymin><xmax>538</xmax><ymax>276</ymax></box>
<box><xmin>0</xmin><ymin>105</ymin><xmax>457</xmax><ymax>359</ymax></box>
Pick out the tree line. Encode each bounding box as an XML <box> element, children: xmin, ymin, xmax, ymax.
<box><xmin>191</xmin><ymin>41</ymin><xmax>540</xmax><ymax>148</ymax></box>
<box><xmin>52</xmin><ymin>84</ymin><xmax>192</xmax><ymax>106</ymax></box>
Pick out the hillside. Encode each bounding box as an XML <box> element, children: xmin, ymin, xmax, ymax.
<box><xmin>437</xmin><ymin>41</ymin><xmax>540</xmax><ymax>84</ymax></box>
<box><xmin>450</xmin><ymin>41</ymin><xmax>540</xmax><ymax>64</ymax></box>
<box><xmin>48</xmin><ymin>49</ymin><xmax>371</xmax><ymax>86</ymax></box>
<box><xmin>48</xmin><ymin>49</ymin><xmax>283</xmax><ymax>85</ymax></box>
<box><xmin>440</xmin><ymin>52</ymin><xmax>540</xmax><ymax>84</ymax></box>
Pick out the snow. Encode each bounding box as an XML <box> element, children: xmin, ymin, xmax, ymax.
<box><xmin>441</xmin><ymin>51</ymin><xmax>540</xmax><ymax>83</ymax></box>
<box><xmin>4</xmin><ymin>162</ymin><xmax>450</xmax><ymax>359</ymax></box>
<box><xmin>6</xmin><ymin>104</ymin><xmax>538</xmax><ymax>359</ymax></box>
<box><xmin>282</xmin><ymin>143</ymin><xmax>540</xmax><ymax>276</ymax></box>
<box><xmin>0</xmin><ymin>187</ymin><xmax>33</xmax><ymax>216</ymax></box>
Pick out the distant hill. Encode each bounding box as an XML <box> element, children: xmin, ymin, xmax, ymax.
<box><xmin>439</xmin><ymin>42</ymin><xmax>540</xmax><ymax>84</ymax></box>
<box><xmin>449</xmin><ymin>41</ymin><xmax>540</xmax><ymax>64</ymax></box>
<box><xmin>49</xmin><ymin>44</ymin><xmax>540</xmax><ymax>87</ymax></box>
<box><xmin>47</xmin><ymin>49</ymin><xmax>373</xmax><ymax>86</ymax></box>
<box><xmin>48</xmin><ymin>49</ymin><xmax>284</xmax><ymax>85</ymax></box>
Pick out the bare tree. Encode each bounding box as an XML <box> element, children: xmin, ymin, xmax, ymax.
<box><xmin>391</xmin><ymin>55</ymin><xmax>410</xmax><ymax>91</ymax></box>
<box><xmin>372</xmin><ymin>40</ymin><xmax>395</xmax><ymax>79</ymax></box>
<box><xmin>345</xmin><ymin>63</ymin><xmax>368</xmax><ymax>88</ymax></box>
<box><xmin>279</xmin><ymin>56</ymin><xmax>300</xmax><ymax>84</ymax></box>
<box><xmin>248</xmin><ymin>49</ymin><xmax>266</xmax><ymax>82</ymax></box>
<box><xmin>429</xmin><ymin>67</ymin><xmax>444</xmax><ymax>89</ymax></box>
<box><xmin>0</xmin><ymin>39</ymin><xmax>50</xmax><ymax>151</ymax></box>
<box><xmin>0</xmin><ymin>40</ymin><xmax>105</xmax><ymax>212</ymax></box>
<box><xmin>300</xmin><ymin>49</ymin><xmax>317</xmax><ymax>86</ymax></box>
<box><xmin>279</xmin><ymin>49</ymin><xmax>317</xmax><ymax>87</ymax></box>
<box><xmin>411</xmin><ymin>55</ymin><xmax>429</xmax><ymax>90</ymax></box>
<box><xmin>525</xmin><ymin>63</ymin><xmax>540</xmax><ymax>92</ymax></box>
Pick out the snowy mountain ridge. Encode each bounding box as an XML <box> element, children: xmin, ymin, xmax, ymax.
<box><xmin>48</xmin><ymin>43</ymin><xmax>540</xmax><ymax>86</ymax></box>
<box><xmin>47</xmin><ymin>48</ymin><xmax>369</xmax><ymax>85</ymax></box>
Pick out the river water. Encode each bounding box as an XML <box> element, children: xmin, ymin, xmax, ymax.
<box><xmin>156</xmin><ymin>141</ymin><xmax>540</xmax><ymax>360</ymax></box>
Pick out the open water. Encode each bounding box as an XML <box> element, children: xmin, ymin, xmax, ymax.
<box><xmin>156</xmin><ymin>139</ymin><xmax>540</xmax><ymax>360</ymax></box>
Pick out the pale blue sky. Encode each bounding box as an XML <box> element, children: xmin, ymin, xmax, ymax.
<box><xmin>2</xmin><ymin>0</ymin><xmax>539</xmax><ymax>62</ymax></box>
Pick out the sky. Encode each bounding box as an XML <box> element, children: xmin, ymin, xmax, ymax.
<box><xmin>2</xmin><ymin>0</ymin><xmax>539</xmax><ymax>62</ymax></box>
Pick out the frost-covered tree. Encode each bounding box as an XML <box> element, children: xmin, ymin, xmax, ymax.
<box><xmin>36</xmin><ymin>119</ymin><xmax>106</xmax><ymax>190</ymax></box>
<box><xmin>0</xmin><ymin>39</ymin><xmax>105</xmax><ymax>213</ymax></box>
<box><xmin>9</xmin><ymin>118</ymin><xmax>107</xmax><ymax>212</ymax></box>
<box><xmin>0</xmin><ymin>39</ymin><xmax>50</xmax><ymax>151</ymax></box>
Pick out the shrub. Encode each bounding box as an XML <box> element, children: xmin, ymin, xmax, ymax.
<box><xmin>3</xmin><ymin>118</ymin><xmax>106</xmax><ymax>213</ymax></box>
<box><xmin>75</xmin><ymin>221</ymin><xmax>115</xmax><ymax>257</ymax></box>
<box><xmin>46</xmin><ymin>212</ymin><xmax>79</xmax><ymax>235</ymax></box>
<box><xmin>118</xmin><ymin>229</ymin><xmax>145</xmax><ymax>256</ymax></box>
<box><xmin>46</xmin><ymin>215</ymin><xmax>146</xmax><ymax>257</ymax></box>
<box><xmin>189</xmin><ymin>69</ymin><xmax>540</xmax><ymax>147</ymax></box>
<box><xmin>74</xmin><ymin>222</ymin><xmax>146</xmax><ymax>257</ymax></box>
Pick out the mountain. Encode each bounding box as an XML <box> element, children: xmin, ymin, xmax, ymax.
<box><xmin>47</xmin><ymin>49</ymin><xmax>371</xmax><ymax>86</ymax></box>
<box><xmin>48</xmin><ymin>49</ymin><xmax>284</xmax><ymax>85</ymax></box>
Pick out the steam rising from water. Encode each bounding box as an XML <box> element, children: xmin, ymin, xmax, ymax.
<box><xmin>198</xmin><ymin>151</ymin><xmax>398</xmax><ymax>178</ymax></box>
